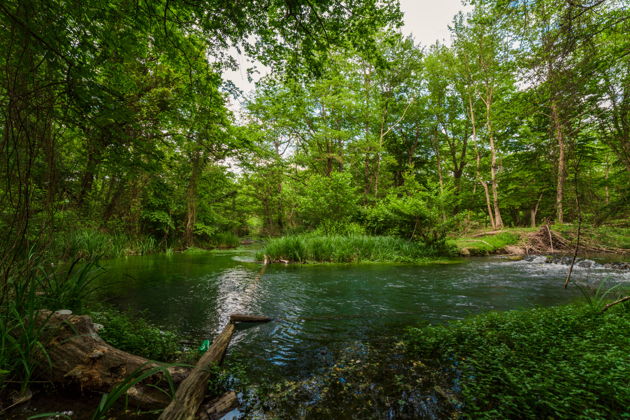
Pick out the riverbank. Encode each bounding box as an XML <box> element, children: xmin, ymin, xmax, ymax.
<box><xmin>452</xmin><ymin>224</ymin><xmax>630</xmax><ymax>257</ymax></box>
<box><xmin>244</xmin><ymin>302</ymin><xmax>630</xmax><ymax>419</ymax></box>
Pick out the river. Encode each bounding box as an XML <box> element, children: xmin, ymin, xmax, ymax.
<box><xmin>98</xmin><ymin>250</ymin><xmax>629</xmax><ymax>384</ymax></box>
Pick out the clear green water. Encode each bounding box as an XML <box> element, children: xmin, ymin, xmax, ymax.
<box><xmin>98</xmin><ymin>250</ymin><xmax>627</xmax><ymax>382</ymax></box>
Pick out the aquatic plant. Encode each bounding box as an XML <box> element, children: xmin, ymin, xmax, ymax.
<box><xmin>261</xmin><ymin>234</ymin><xmax>455</xmax><ymax>263</ymax></box>
<box><xmin>51</xmin><ymin>228</ymin><xmax>163</xmax><ymax>260</ymax></box>
<box><xmin>209</xmin><ymin>232</ymin><xmax>240</xmax><ymax>249</ymax></box>
<box><xmin>406</xmin><ymin>303</ymin><xmax>630</xmax><ymax>418</ymax></box>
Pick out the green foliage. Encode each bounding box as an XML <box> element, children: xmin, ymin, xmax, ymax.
<box><xmin>261</xmin><ymin>234</ymin><xmax>454</xmax><ymax>263</ymax></box>
<box><xmin>553</xmin><ymin>223</ymin><xmax>630</xmax><ymax>250</ymax></box>
<box><xmin>208</xmin><ymin>232</ymin><xmax>240</xmax><ymax>249</ymax></box>
<box><xmin>0</xmin><ymin>300</ymin><xmax>50</xmax><ymax>393</ymax></box>
<box><xmin>406</xmin><ymin>304</ymin><xmax>630</xmax><ymax>419</ymax></box>
<box><xmin>365</xmin><ymin>175</ymin><xmax>459</xmax><ymax>247</ymax></box>
<box><xmin>38</xmin><ymin>259</ymin><xmax>104</xmax><ymax>313</ymax></box>
<box><xmin>297</xmin><ymin>172</ymin><xmax>360</xmax><ymax>229</ymax></box>
<box><xmin>91</xmin><ymin>311</ymin><xmax>182</xmax><ymax>362</ymax></box>
<box><xmin>91</xmin><ymin>363</ymin><xmax>177</xmax><ymax>420</ymax></box>
<box><xmin>51</xmin><ymin>229</ymin><xmax>161</xmax><ymax>260</ymax></box>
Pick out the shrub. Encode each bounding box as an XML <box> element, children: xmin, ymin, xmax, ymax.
<box><xmin>297</xmin><ymin>172</ymin><xmax>359</xmax><ymax>229</ymax></box>
<box><xmin>364</xmin><ymin>175</ymin><xmax>459</xmax><ymax>246</ymax></box>
<box><xmin>210</xmin><ymin>232</ymin><xmax>240</xmax><ymax>249</ymax></box>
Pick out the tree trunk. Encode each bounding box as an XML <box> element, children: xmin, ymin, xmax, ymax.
<box><xmin>159</xmin><ymin>324</ymin><xmax>236</xmax><ymax>420</ymax></box>
<box><xmin>531</xmin><ymin>193</ymin><xmax>543</xmax><ymax>228</ymax></box>
<box><xmin>550</xmin><ymin>100</ymin><xmax>566</xmax><ymax>224</ymax></box>
<box><xmin>469</xmin><ymin>97</ymin><xmax>495</xmax><ymax>228</ymax></box>
<box><xmin>184</xmin><ymin>149</ymin><xmax>203</xmax><ymax>247</ymax></box>
<box><xmin>485</xmin><ymin>98</ymin><xmax>503</xmax><ymax>229</ymax></box>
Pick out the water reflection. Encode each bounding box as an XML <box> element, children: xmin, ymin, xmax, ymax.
<box><xmin>99</xmin><ymin>253</ymin><xmax>628</xmax><ymax>381</ymax></box>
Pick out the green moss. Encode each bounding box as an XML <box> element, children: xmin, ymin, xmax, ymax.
<box><xmin>405</xmin><ymin>303</ymin><xmax>630</xmax><ymax>419</ymax></box>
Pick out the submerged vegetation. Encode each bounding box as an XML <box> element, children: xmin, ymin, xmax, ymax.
<box><xmin>406</xmin><ymin>303</ymin><xmax>630</xmax><ymax>419</ymax></box>
<box><xmin>255</xmin><ymin>302</ymin><xmax>630</xmax><ymax>419</ymax></box>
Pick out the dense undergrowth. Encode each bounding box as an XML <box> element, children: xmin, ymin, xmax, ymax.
<box><xmin>260</xmin><ymin>234</ymin><xmax>457</xmax><ymax>263</ymax></box>
<box><xmin>405</xmin><ymin>303</ymin><xmax>630</xmax><ymax>419</ymax></box>
<box><xmin>553</xmin><ymin>223</ymin><xmax>630</xmax><ymax>250</ymax></box>
<box><xmin>48</xmin><ymin>228</ymin><xmax>240</xmax><ymax>261</ymax></box>
<box><xmin>90</xmin><ymin>310</ymin><xmax>183</xmax><ymax>362</ymax></box>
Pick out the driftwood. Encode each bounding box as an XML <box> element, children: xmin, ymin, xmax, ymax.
<box><xmin>35</xmin><ymin>310</ymin><xmax>190</xmax><ymax>408</ymax></box>
<box><xmin>229</xmin><ymin>313</ymin><xmax>273</xmax><ymax>323</ymax></box>
<box><xmin>33</xmin><ymin>310</ymin><xmax>271</xmax><ymax>417</ymax></box>
<box><xmin>158</xmin><ymin>323</ymin><xmax>235</xmax><ymax>420</ymax></box>
<box><xmin>159</xmin><ymin>314</ymin><xmax>271</xmax><ymax>420</ymax></box>
<box><xmin>199</xmin><ymin>391</ymin><xmax>239</xmax><ymax>420</ymax></box>
<box><xmin>601</xmin><ymin>296</ymin><xmax>630</xmax><ymax>312</ymax></box>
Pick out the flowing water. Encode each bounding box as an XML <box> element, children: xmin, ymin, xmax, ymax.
<box><xmin>98</xmin><ymin>250</ymin><xmax>630</xmax><ymax>383</ymax></box>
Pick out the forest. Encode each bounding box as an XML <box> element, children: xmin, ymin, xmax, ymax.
<box><xmin>1</xmin><ymin>0</ymin><xmax>629</xmax><ymax>418</ymax></box>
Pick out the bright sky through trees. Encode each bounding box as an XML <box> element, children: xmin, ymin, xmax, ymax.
<box><xmin>224</xmin><ymin>0</ymin><xmax>469</xmax><ymax>98</ymax></box>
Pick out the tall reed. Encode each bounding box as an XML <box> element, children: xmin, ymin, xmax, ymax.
<box><xmin>261</xmin><ymin>234</ymin><xmax>453</xmax><ymax>263</ymax></box>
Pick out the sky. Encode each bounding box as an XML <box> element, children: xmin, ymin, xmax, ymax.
<box><xmin>223</xmin><ymin>0</ymin><xmax>469</xmax><ymax>100</ymax></box>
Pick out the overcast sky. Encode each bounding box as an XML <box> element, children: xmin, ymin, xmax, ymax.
<box><xmin>223</xmin><ymin>0</ymin><xmax>469</xmax><ymax>100</ymax></box>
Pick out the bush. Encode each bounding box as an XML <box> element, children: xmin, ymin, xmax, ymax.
<box><xmin>210</xmin><ymin>232</ymin><xmax>240</xmax><ymax>249</ymax></box>
<box><xmin>297</xmin><ymin>172</ymin><xmax>359</xmax><ymax>229</ymax></box>
<box><xmin>405</xmin><ymin>304</ymin><xmax>630</xmax><ymax>419</ymax></box>
<box><xmin>364</xmin><ymin>174</ymin><xmax>459</xmax><ymax>246</ymax></box>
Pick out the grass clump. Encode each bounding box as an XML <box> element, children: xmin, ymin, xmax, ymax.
<box><xmin>208</xmin><ymin>232</ymin><xmax>240</xmax><ymax>249</ymax></box>
<box><xmin>405</xmin><ymin>303</ymin><xmax>630</xmax><ymax>419</ymax></box>
<box><xmin>260</xmin><ymin>234</ymin><xmax>455</xmax><ymax>263</ymax></box>
<box><xmin>51</xmin><ymin>228</ymin><xmax>161</xmax><ymax>260</ymax></box>
<box><xmin>90</xmin><ymin>310</ymin><xmax>182</xmax><ymax>362</ymax></box>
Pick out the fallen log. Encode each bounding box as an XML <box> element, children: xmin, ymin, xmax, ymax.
<box><xmin>199</xmin><ymin>391</ymin><xmax>238</xmax><ymax>420</ymax></box>
<box><xmin>158</xmin><ymin>323</ymin><xmax>236</xmax><ymax>420</ymax></box>
<box><xmin>229</xmin><ymin>313</ymin><xmax>273</xmax><ymax>323</ymax></box>
<box><xmin>34</xmin><ymin>310</ymin><xmax>190</xmax><ymax>408</ymax></box>
<box><xmin>33</xmin><ymin>311</ymin><xmax>271</xmax><ymax>417</ymax></box>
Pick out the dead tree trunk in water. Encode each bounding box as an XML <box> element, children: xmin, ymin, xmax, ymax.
<box><xmin>159</xmin><ymin>315</ymin><xmax>271</xmax><ymax>420</ymax></box>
